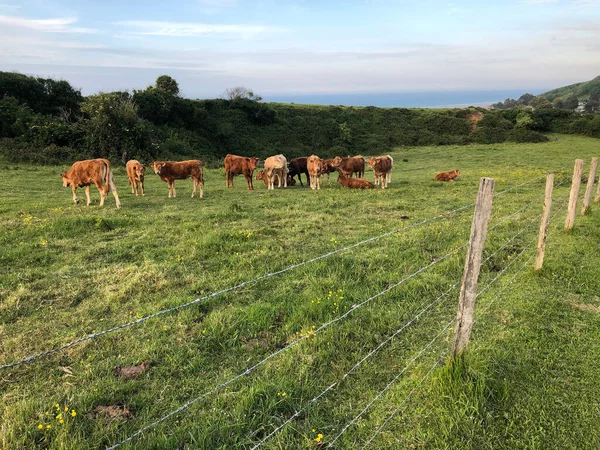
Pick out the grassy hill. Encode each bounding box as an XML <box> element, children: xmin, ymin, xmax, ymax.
<box><xmin>1</xmin><ymin>134</ymin><xmax>599</xmax><ymax>449</ymax></box>
<box><xmin>541</xmin><ymin>75</ymin><xmax>600</xmax><ymax>102</ymax></box>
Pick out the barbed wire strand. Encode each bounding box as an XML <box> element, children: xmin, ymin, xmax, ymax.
<box><xmin>1</xmin><ymin>171</ymin><xmax>561</xmax><ymax>371</ymax></box>
<box><xmin>249</xmin><ymin>282</ymin><xmax>460</xmax><ymax>450</ymax></box>
<box><xmin>105</xmin><ymin>242</ymin><xmax>469</xmax><ymax>449</ymax></box>
<box><xmin>327</xmin><ymin>318</ymin><xmax>456</xmax><ymax>448</ymax></box>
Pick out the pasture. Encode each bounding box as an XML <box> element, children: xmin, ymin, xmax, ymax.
<box><xmin>1</xmin><ymin>134</ymin><xmax>600</xmax><ymax>449</ymax></box>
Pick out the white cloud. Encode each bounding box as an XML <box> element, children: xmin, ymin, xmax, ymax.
<box><xmin>0</xmin><ymin>15</ymin><xmax>96</xmax><ymax>33</ymax></box>
<box><xmin>197</xmin><ymin>0</ymin><xmax>237</xmax><ymax>13</ymax></box>
<box><xmin>115</xmin><ymin>20</ymin><xmax>284</xmax><ymax>37</ymax></box>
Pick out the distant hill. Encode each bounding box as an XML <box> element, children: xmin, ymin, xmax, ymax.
<box><xmin>541</xmin><ymin>75</ymin><xmax>600</xmax><ymax>102</ymax></box>
<box><xmin>492</xmin><ymin>75</ymin><xmax>600</xmax><ymax>113</ymax></box>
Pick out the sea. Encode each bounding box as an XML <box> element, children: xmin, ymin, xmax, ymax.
<box><xmin>263</xmin><ymin>89</ymin><xmax>545</xmax><ymax>108</ymax></box>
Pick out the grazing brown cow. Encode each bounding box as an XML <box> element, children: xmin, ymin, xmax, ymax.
<box><xmin>261</xmin><ymin>154</ymin><xmax>288</xmax><ymax>189</ymax></box>
<box><xmin>287</xmin><ymin>157</ymin><xmax>309</xmax><ymax>187</ymax></box>
<box><xmin>224</xmin><ymin>154</ymin><xmax>260</xmax><ymax>190</ymax></box>
<box><xmin>337</xmin><ymin>170</ymin><xmax>374</xmax><ymax>189</ymax></box>
<box><xmin>321</xmin><ymin>158</ymin><xmax>337</xmax><ymax>184</ymax></box>
<box><xmin>149</xmin><ymin>160</ymin><xmax>204</xmax><ymax>198</ymax></box>
<box><xmin>60</xmin><ymin>158</ymin><xmax>121</xmax><ymax>208</ymax></box>
<box><xmin>435</xmin><ymin>169</ymin><xmax>461</xmax><ymax>182</ymax></box>
<box><xmin>256</xmin><ymin>171</ymin><xmax>295</xmax><ymax>188</ymax></box>
<box><xmin>367</xmin><ymin>155</ymin><xmax>393</xmax><ymax>189</ymax></box>
<box><xmin>126</xmin><ymin>159</ymin><xmax>145</xmax><ymax>196</ymax></box>
<box><xmin>307</xmin><ymin>154</ymin><xmax>323</xmax><ymax>190</ymax></box>
<box><xmin>330</xmin><ymin>155</ymin><xmax>365</xmax><ymax>178</ymax></box>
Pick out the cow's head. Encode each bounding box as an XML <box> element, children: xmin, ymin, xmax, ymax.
<box><xmin>247</xmin><ymin>157</ymin><xmax>260</xmax><ymax>172</ymax></box>
<box><xmin>134</xmin><ymin>163</ymin><xmax>146</xmax><ymax>179</ymax></box>
<box><xmin>330</xmin><ymin>156</ymin><xmax>343</xmax><ymax>168</ymax></box>
<box><xmin>287</xmin><ymin>175</ymin><xmax>296</xmax><ymax>186</ymax></box>
<box><xmin>60</xmin><ymin>172</ymin><xmax>70</xmax><ymax>187</ymax></box>
<box><xmin>256</xmin><ymin>170</ymin><xmax>266</xmax><ymax>181</ymax></box>
<box><xmin>454</xmin><ymin>169</ymin><xmax>461</xmax><ymax>177</ymax></box>
<box><xmin>150</xmin><ymin>161</ymin><xmax>166</xmax><ymax>175</ymax></box>
<box><xmin>367</xmin><ymin>157</ymin><xmax>380</xmax><ymax>170</ymax></box>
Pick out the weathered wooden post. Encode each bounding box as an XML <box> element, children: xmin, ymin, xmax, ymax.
<box><xmin>581</xmin><ymin>157</ymin><xmax>598</xmax><ymax>215</ymax></box>
<box><xmin>594</xmin><ymin>159</ymin><xmax>600</xmax><ymax>204</ymax></box>
<box><xmin>535</xmin><ymin>173</ymin><xmax>554</xmax><ymax>271</ymax></box>
<box><xmin>452</xmin><ymin>177</ymin><xmax>494</xmax><ymax>358</ymax></box>
<box><xmin>564</xmin><ymin>159</ymin><xmax>583</xmax><ymax>230</ymax></box>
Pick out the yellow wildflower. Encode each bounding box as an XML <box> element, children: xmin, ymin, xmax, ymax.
<box><xmin>71</xmin><ymin>410</ymin><xmax>77</xmax><ymax>417</ymax></box>
<box><xmin>56</xmin><ymin>414</ymin><xmax>62</xmax><ymax>419</ymax></box>
<box><xmin>59</xmin><ymin>419</ymin><xmax>64</xmax><ymax>424</ymax></box>
<box><xmin>64</xmin><ymin>406</ymin><xmax>68</xmax><ymax>412</ymax></box>
<box><xmin>315</xmin><ymin>433</ymin><xmax>323</xmax><ymax>442</ymax></box>
<box><xmin>37</xmin><ymin>424</ymin><xmax>43</xmax><ymax>430</ymax></box>
<box><xmin>46</xmin><ymin>425</ymin><xmax>52</xmax><ymax>429</ymax></box>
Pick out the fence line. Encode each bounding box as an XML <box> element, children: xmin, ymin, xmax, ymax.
<box><xmin>1</xmin><ymin>173</ymin><xmax>560</xmax><ymax>371</ymax></box>
<box><xmin>106</xmin><ymin>241</ymin><xmax>469</xmax><ymax>449</ymax></box>
<box><xmin>358</xmin><ymin>196</ymin><xmax>570</xmax><ymax>448</ymax></box>
<box><xmin>249</xmin><ymin>283</ymin><xmax>460</xmax><ymax>450</ymax></box>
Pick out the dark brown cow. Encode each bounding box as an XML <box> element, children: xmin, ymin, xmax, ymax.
<box><xmin>126</xmin><ymin>159</ymin><xmax>145</xmax><ymax>196</ymax></box>
<box><xmin>330</xmin><ymin>155</ymin><xmax>365</xmax><ymax>178</ymax></box>
<box><xmin>337</xmin><ymin>170</ymin><xmax>374</xmax><ymax>189</ymax></box>
<box><xmin>60</xmin><ymin>158</ymin><xmax>121</xmax><ymax>208</ymax></box>
<box><xmin>287</xmin><ymin>157</ymin><xmax>309</xmax><ymax>187</ymax></box>
<box><xmin>435</xmin><ymin>169</ymin><xmax>461</xmax><ymax>182</ymax></box>
<box><xmin>224</xmin><ymin>154</ymin><xmax>260</xmax><ymax>190</ymax></box>
<box><xmin>149</xmin><ymin>160</ymin><xmax>204</xmax><ymax>198</ymax></box>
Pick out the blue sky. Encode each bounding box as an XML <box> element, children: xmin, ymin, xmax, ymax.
<box><xmin>0</xmin><ymin>0</ymin><xmax>599</xmax><ymax>98</ymax></box>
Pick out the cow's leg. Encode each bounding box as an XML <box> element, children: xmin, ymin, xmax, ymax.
<box><xmin>85</xmin><ymin>185</ymin><xmax>92</xmax><ymax>206</ymax></box>
<box><xmin>71</xmin><ymin>186</ymin><xmax>79</xmax><ymax>205</ymax></box>
<box><xmin>140</xmin><ymin>179</ymin><xmax>145</xmax><ymax>196</ymax></box>
<box><xmin>108</xmin><ymin>174</ymin><xmax>121</xmax><ymax>208</ymax></box>
<box><xmin>172</xmin><ymin>181</ymin><xmax>177</xmax><ymax>197</ymax></box>
<box><xmin>191</xmin><ymin>179</ymin><xmax>197</xmax><ymax>197</ymax></box>
<box><xmin>317</xmin><ymin>175</ymin><xmax>321</xmax><ymax>190</ymax></box>
<box><xmin>299</xmin><ymin>174</ymin><xmax>304</xmax><ymax>187</ymax></box>
<box><xmin>199</xmin><ymin>178</ymin><xmax>204</xmax><ymax>198</ymax></box>
<box><xmin>245</xmin><ymin>174</ymin><xmax>253</xmax><ymax>190</ymax></box>
<box><xmin>130</xmin><ymin>177</ymin><xmax>135</xmax><ymax>194</ymax></box>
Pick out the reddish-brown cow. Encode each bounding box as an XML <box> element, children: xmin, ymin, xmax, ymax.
<box><xmin>126</xmin><ymin>159</ymin><xmax>146</xmax><ymax>196</ymax></box>
<box><xmin>435</xmin><ymin>169</ymin><xmax>461</xmax><ymax>182</ymax></box>
<box><xmin>367</xmin><ymin>155</ymin><xmax>393</xmax><ymax>189</ymax></box>
<box><xmin>330</xmin><ymin>155</ymin><xmax>365</xmax><ymax>178</ymax></box>
<box><xmin>321</xmin><ymin>158</ymin><xmax>337</xmax><ymax>184</ymax></box>
<box><xmin>60</xmin><ymin>158</ymin><xmax>121</xmax><ymax>208</ymax></box>
<box><xmin>287</xmin><ymin>157</ymin><xmax>309</xmax><ymax>187</ymax></box>
<box><xmin>149</xmin><ymin>160</ymin><xmax>204</xmax><ymax>198</ymax></box>
<box><xmin>307</xmin><ymin>154</ymin><xmax>322</xmax><ymax>190</ymax></box>
<box><xmin>224</xmin><ymin>154</ymin><xmax>260</xmax><ymax>190</ymax></box>
<box><xmin>337</xmin><ymin>170</ymin><xmax>374</xmax><ymax>189</ymax></box>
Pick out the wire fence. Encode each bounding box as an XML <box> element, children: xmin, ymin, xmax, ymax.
<box><xmin>0</xmin><ymin>173</ymin><xmax>562</xmax><ymax>371</ymax></box>
<box><xmin>106</xmin><ymin>176</ymin><xmax>571</xmax><ymax>449</ymax></box>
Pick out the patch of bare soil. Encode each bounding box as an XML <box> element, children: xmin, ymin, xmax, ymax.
<box><xmin>114</xmin><ymin>360</ymin><xmax>152</xmax><ymax>380</ymax></box>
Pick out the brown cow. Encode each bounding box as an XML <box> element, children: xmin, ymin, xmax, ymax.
<box><xmin>149</xmin><ymin>160</ymin><xmax>204</xmax><ymax>198</ymax></box>
<box><xmin>435</xmin><ymin>169</ymin><xmax>461</xmax><ymax>182</ymax></box>
<box><xmin>126</xmin><ymin>160</ymin><xmax>145</xmax><ymax>196</ymax></box>
<box><xmin>321</xmin><ymin>159</ymin><xmax>337</xmax><ymax>184</ymax></box>
<box><xmin>337</xmin><ymin>170</ymin><xmax>374</xmax><ymax>189</ymax></box>
<box><xmin>224</xmin><ymin>154</ymin><xmax>260</xmax><ymax>190</ymax></box>
<box><xmin>60</xmin><ymin>158</ymin><xmax>121</xmax><ymax>208</ymax></box>
<box><xmin>330</xmin><ymin>155</ymin><xmax>365</xmax><ymax>178</ymax></box>
<box><xmin>367</xmin><ymin>155</ymin><xmax>393</xmax><ymax>189</ymax></box>
<box><xmin>287</xmin><ymin>157</ymin><xmax>309</xmax><ymax>187</ymax></box>
<box><xmin>256</xmin><ymin>171</ymin><xmax>295</xmax><ymax>188</ymax></box>
<box><xmin>307</xmin><ymin>154</ymin><xmax>322</xmax><ymax>190</ymax></box>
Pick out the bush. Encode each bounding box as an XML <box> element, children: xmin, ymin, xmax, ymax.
<box><xmin>507</xmin><ymin>128</ymin><xmax>549</xmax><ymax>143</ymax></box>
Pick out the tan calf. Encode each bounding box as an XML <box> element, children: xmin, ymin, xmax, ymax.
<box><xmin>149</xmin><ymin>160</ymin><xmax>204</xmax><ymax>198</ymax></box>
<box><xmin>307</xmin><ymin>154</ymin><xmax>323</xmax><ymax>190</ymax></box>
<box><xmin>60</xmin><ymin>158</ymin><xmax>121</xmax><ymax>208</ymax></box>
<box><xmin>126</xmin><ymin>159</ymin><xmax>145</xmax><ymax>196</ymax></box>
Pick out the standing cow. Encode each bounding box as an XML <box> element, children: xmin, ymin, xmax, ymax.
<box><xmin>60</xmin><ymin>158</ymin><xmax>121</xmax><ymax>208</ymax></box>
<box><xmin>224</xmin><ymin>154</ymin><xmax>261</xmax><ymax>190</ymax></box>
<box><xmin>126</xmin><ymin>159</ymin><xmax>146</xmax><ymax>196</ymax></box>
<box><xmin>321</xmin><ymin>159</ymin><xmax>337</xmax><ymax>184</ymax></box>
<box><xmin>288</xmin><ymin>157</ymin><xmax>310</xmax><ymax>187</ymax></box>
<box><xmin>149</xmin><ymin>160</ymin><xmax>204</xmax><ymax>198</ymax></box>
<box><xmin>260</xmin><ymin>154</ymin><xmax>288</xmax><ymax>189</ymax></box>
<box><xmin>329</xmin><ymin>155</ymin><xmax>365</xmax><ymax>178</ymax></box>
<box><xmin>367</xmin><ymin>155</ymin><xmax>393</xmax><ymax>189</ymax></box>
<box><xmin>307</xmin><ymin>154</ymin><xmax>323</xmax><ymax>190</ymax></box>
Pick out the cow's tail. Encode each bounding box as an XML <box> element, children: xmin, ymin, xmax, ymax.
<box><xmin>102</xmin><ymin>160</ymin><xmax>110</xmax><ymax>194</ymax></box>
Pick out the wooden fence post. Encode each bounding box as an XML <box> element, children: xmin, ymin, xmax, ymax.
<box><xmin>595</xmin><ymin>160</ymin><xmax>600</xmax><ymax>204</ymax></box>
<box><xmin>581</xmin><ymin>157</ymin><xmax>598</xmax><ymax>215</ymax></box>
<box><xmin>452</xmin><ymin>177</ymin><xmax>495</xmax><ymax>358</ymax></box>
<box><xmin>565</xmin><ymin>159</ymin><xmax>583</xmax><ymax>230</ymax></box>
<box><xmin>535</xmin><ymin>173</ymin><xmax>554</xmax><ymax>271</ymax></box>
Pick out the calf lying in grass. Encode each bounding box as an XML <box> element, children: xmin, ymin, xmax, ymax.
<box><xmin>337</xmin><ymin>170</ymin><xmax>374</xmax><ymax>189</ymax></box>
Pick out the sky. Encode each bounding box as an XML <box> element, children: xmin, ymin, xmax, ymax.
<box><xmin>0</xmin><ymin>0</ymin><xmax>599</xmax><ymax>99</ymax></box>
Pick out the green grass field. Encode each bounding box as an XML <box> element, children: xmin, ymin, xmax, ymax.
<box><xmin>1</xmin><ymin>134</ymin><xmax>599</xmax><ymax>449</ymax></box>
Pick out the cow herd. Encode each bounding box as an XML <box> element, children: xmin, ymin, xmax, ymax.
<box><xmin>59</xmin><ymin>154</ymin><xmax>460</xmax><ymax>208</ymax></box>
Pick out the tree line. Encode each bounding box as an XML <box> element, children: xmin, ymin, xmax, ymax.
<box><xmin>0</xmin><ymin>72</ymin><xmax>599</xmax><ymax>166</ymax></box>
